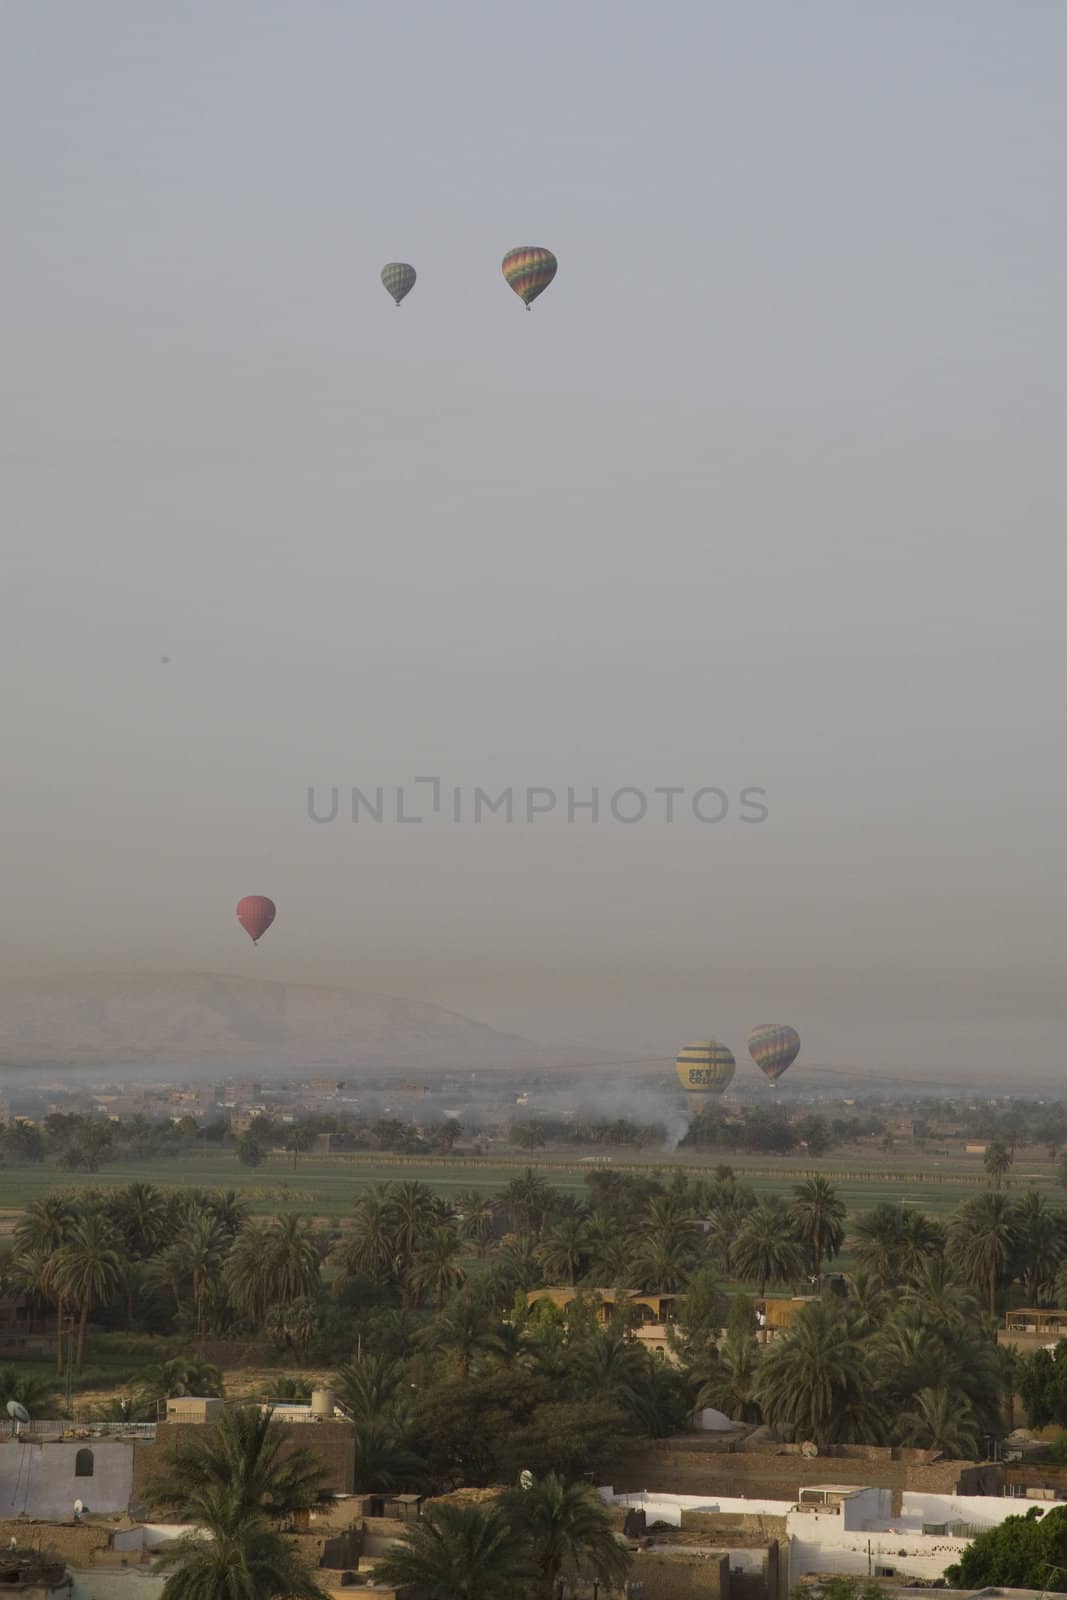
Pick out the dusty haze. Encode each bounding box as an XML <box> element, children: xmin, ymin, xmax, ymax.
<box><xmin>2</xmin><ymin>3</ymin><xmax>1065</xmax><ymax>1081</ymax></box>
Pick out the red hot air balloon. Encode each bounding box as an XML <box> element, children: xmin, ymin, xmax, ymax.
<box><xmin>236</xmin><ymin>896</ymin><xmax>276</xmax><ymax>945</ymax></box>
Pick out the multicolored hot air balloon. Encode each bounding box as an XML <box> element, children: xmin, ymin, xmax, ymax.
<box><xmin>748</xmin><ymin>1024</ymin><xmax>800</xmax><ymax>1086</ymax></box>
<box><xmin>381</xmin><ymin>263</ymin><xmax>416</xmax><ymax>306</ymax></box>
<box><xmin>502</xmin><ymin>246</ymin><xmax>557</xmax><ymax>308</ymax></box>
<box><xmin>675</xmin><ymin>1040</ymin><xmax>736</xmax><ymax>1117</ymax></box>
<box><xmin>236</xmin><ymin>896</ymin><xmax>276</xmax><ymax>945</ymax></box>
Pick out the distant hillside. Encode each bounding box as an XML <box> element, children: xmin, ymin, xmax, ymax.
<box><xmin>0</xmin><ymin>972</ymin><xmax>571</xmax><ymax>1073</ymax></box>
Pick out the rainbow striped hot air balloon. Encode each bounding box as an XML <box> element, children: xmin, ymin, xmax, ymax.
<box><xmin>502</xmin><ymin>246</ymin><xmax>557</xmax><ymax>308</ymax></box>
<box><xmin>748</xmin><ymin>1024</ymin><xmax>800</xmax><ymax>1087</ymax></box>
<box><xmin>675</xmin><ymin>1040</ymin><xmax>736</xmax><ymax>1118</ymax></box>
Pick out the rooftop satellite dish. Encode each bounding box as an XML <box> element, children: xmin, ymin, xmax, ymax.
<box><xmin>519</xmin><ymin>1470</ymin><xmax>534</xmax><ymax>1491</ymax></box>
<box><xmin>6</xmin><ymin>1401</ymin><xmax>30</xmax><ymax>1425</ymax></box>
<box><xmin>801</xmin><ymin>1441</ymin><xmax>818</xmax><ymax>1459</ymax></box>
<box><xmin>73</xmin><ymin>1500</ymin><xmax>84</xmax><ymax>1516</ymax></box>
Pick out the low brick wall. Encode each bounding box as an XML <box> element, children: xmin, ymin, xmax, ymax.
<box><xmin>0</xmin><ymin>1520</ymin><xmax>114</xmax><ymax>1566</ymax></box>
<box><xmin>630</xmin><ymin>1549</ymin><xmax>731</xmax><ymax>1600</ymax></box>
<box><xmin>133</xmin><ymin>1419</ymin><xmax>355</xmax><ymax>1507</ymax></box>
<box><xmin>615</xmin><ymin>1439</ymin><xmax>981</xmax><ymax>1501</ymax></box>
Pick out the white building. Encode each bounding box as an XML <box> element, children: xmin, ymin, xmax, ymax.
<box><xmin>600</xmin><ymin>1482</ymin><xmax>1053</xmax><ymax>1586</ymax></box>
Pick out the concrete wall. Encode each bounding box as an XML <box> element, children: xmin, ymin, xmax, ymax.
<box><xmin>112</xmin><ymin>1526</ymin><xmax>201</xmax><ymax>1554</ymax></box>
<box><xmin>605</xmin><ymin>1492</ymin><xmax>794</xmax><ymax>1527</ymax></box>
<box><xmin>787</xmin><ymin>1528</ymin><xmax>973</xmax><ymax>1584</ymax></box>
<box><xmin>0</xmin><ymin>1441</ymin><xmax>134</xmax><ymax>1520</ymax></box>
<box><xmin>899</xmin><ymin>1493</ymin><xmax>1031</xmax><ymax>1531</ymax></box>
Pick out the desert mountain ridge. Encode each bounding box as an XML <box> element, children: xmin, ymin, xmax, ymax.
<box><xmin>0</xmin><ymin>971</ymin><xmax>607</xmax><ymax>1074</ymax></box>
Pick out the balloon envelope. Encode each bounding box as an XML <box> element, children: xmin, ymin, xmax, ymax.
<box><xmin>381</xmin><ymin>262</ymin><xmax>416</xmax><ymax>305</ymax></box>
<box><xmin>675</xmin><ymin>1040</ymin><xmax>736</xmax><ymax>1098</ymax></box>
<box><xmin>748</xmin><ymin>1024</ymin><xmax>800</xmax><ymax>1085</ymax></box>
<box><xmin>502</xmin><ymin>246</ymin><xmax>557</xmax><ymax>307</ymax></box>
<box><xmin>236</xmin><ymin>896</ymin><xmax>276</xmax><ymax>945</ymax></box>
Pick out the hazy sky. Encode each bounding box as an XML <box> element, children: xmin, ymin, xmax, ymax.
<box><xmin>3</xmin><ymin>2</ymin><xmax>1065</xmax><ymax>1074</ymax></box>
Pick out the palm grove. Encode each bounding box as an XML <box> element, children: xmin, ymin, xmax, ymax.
<box><xmin>7</xmin><ymin>1168</ymin><xmax>1067</xmax><ymax>1594</ymax></box>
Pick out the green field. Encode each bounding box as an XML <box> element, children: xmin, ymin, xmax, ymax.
<box><xmin>0</xmin><ymin>1145</ymin><xmax>1057</xmax><ymax>1226</ymax></box>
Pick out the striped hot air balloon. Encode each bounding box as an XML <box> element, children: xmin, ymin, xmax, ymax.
<box><xmin>381</xmin><ymin>263</ymin><xmax>416</xmax><ymax>306</ymax></box>
<box><xmin>748</xmin><ymin>1024</ymin><xmax>800</xmax><ymax>1086</ymax></box>
<box><xmin>502</xmin><ymin>246</ymin><xmax>557</xmax><ymax>308</ymax></box>
<box><xmin>236</xmin><ymin>896</ymin><xmax>276</xmax><ymax>945</ymax></box>
<box><xmin>675</xmin><ymin>1040</ymin><xmax>736</xmax><ymax>1117</ymax></box>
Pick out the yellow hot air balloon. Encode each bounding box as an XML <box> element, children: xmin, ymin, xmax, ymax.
<box><xmin>675</xmin><ymin>1040</ymin><xmax>736</xmax><ymax>1118</ymax></box>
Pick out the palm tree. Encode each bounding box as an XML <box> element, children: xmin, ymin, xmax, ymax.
<box><xmin>896</xmin><ymin>1386</ymin><xmax>981</xmax><ymax>1457</ymax></box>
<box><xmin>852</xmin><ymin>1203</ymin><xmax>911</xmax><ymax>1286</ymax></box>
<box><xmin>570</xmin><ymin>1324</ymin><xmax>649</xmax><ymax>1406</ymax></box>
<box><xmin>424</xmin><ymin>1295</ymin><xmax>507</xmax><ymax>1379</ymax></box>
<box><xmin>263</xmin><ymin>1215</ymin><xmax>321</xmax><ymax>1305</ymax></box>
<box><xmin>156</xmin><ymin>1213</ymin><xmax>228</xmax><ymax>1334</ymax></box>
<box><xmin>538</xmin><ymin>1219</ymin><xmax>592</xmax><ymax>1286</ymax></box>
<box><xmin>845</xmin><ymin>1271</ymin><xmax>891</xmax><ymax>1335</ymax></box>
<box><xmin>753</xmin><ymin>1298</ymin><xmax>881</xmax><ymax>1447</ymax></box>
<box><xmin>146</xmin><ymin>1404</ymin><xmax>327</xmax><ymax>1529</ymax></box>
<box><xmin>225</xmin><ymin>1217</ymin><xmax>319</xmax><ymax>1325</ymax></box>
<box><xmin>791</xmin><ymin>1178</ymin><xmax>846</xmax><ymax>1279</ymax></box>
<box><xmin>898</xmin><ymin>1212</ymin><xmax>947</xmax><ymax>1282</ymax></box>
<box><xmin>502</xmin><ymin>1171</ymin><xmax>552</xmax><ymax>1237</ymax></box>
<box><xmin>583</xmin><ymin>1218</ymin><xmax>634</xmax><ymax>1287</ymax></box>
<box><xmin>732</xmin><ymin>1203</ymin><xmax>804</xmax><ymax>1300</ymax></box>
<box><xmin>949</xmin><ymin>1192</ymin><xmax>1021</xmax><ymax>1318</ymax></box>
<box><xmin>263</xmin><ymin>1376</ymin><xmax>312</xmax><ymax>1401</ymax></box>
<box><xmin>900</xmin><ymin>1257</ymin><xmax>975</xmax><ymax>1326</ymax></box>
<box><xmin>456</xmin><ymin>1192</ymin><xmax>499</xmax><ymax>1255</ymax></box>
<box><xmin>206</xmin><ymin>1190</ymin><xmax>252</xmax><ymax>1240</ymax></box>
<box><xmin>225</xmin><ymin>1228</ymin><xmax>272</xmax><ymax>1325</ymax></box>
<box><xmin>351</xmin><ymin>1416</ymin><xmax>427</xmax><ymax>1494</ymax></box>
<box><xmin>52</xmin><ymin>1213</ymin><xmax>120</xmax><ymax>1372</ymax></box>
<box><xmin>334</xmin><ymin>1353</ymin><xmax>405</xmax><ymax>1425</ymax></box>
<box><xmin>373</xmin><ymin>1501</ymin><xmax>529</xmax><ymax>1600</ymax></box>
<box><xmin>140</xmin><ymin>1356</ymin><xmax>224</xmax><ymax>1407</ymax></box>
<box><xmin>388</xmin><ymin>1181</ymin><xmax>441</xmax><ymax>1268</ymax></box>
<box><xmin>984</xmin><ymin>1140</ymin><xmax>1013</xmax><ymax>1191</ymax></box>
<box><xmin>504</xmin><ymin>1473</ymin><xmax>631</xmax><ymax>1599</ymax></box>
<box><xmin>408</xmin><ymin>1225</ymin><xmax>465</xmax><ymax>1308</ymax></box>
<box><xmin>156</xmin><ymin>1495</ymin><xmax>328</xmax><ymax>1600</ymax></box>
<box><xmin>335</xmin><ymin>1188</ymin><xmax>400</xmax><ymax>1282</ymax></box>
<box><xmin>13</xmin><ymin>1197</ymin><xmax>77</xmax><ymax>1374</ymax></box>
<box><xmin>284</xmin><ymin>1126</ymin><xmax>317</xmax><ymax>1170</ymax></box>
<box><xmin>1014</xmin><ymin>1191</ymin><xmax>1064</xmax><ymax>1303</ymax></box>
<box><xmin>107</xmin><ymin>1182</ymin><xmax>168</xmax><ymax>1259</ymax></box>
<box><xmin>627</xmin><ymin>1234</ymin><xmax>693</xmax><ymax>1293</ymax></box>
<box><xmin>694</xmin><ymin>1330</ymin><xmax>763</xmax><ymax>1424</ymax></box>
<box><xmin>874</xmin><ymin>1306</ymin><xmax>1007</xmax><ymax>1440</ymax></box>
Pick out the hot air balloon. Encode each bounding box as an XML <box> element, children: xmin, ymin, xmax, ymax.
<box><xmin>236</xmin><ymin>896</ymin><xmax>276</xmax><ymax>945</ymax></box>
<box><xmin>502</xmin><ymin>246</ymin><xmax>557</xmax><ymax>308</ymax></box>
<box><xmin>748</xmin><ymin>1024</ymin><xmax>800</xmax><ymax>1087</ymax></box>
<box><xmin>381</xmin><ymin>263</ymin><xmax>416</xmax><ymax>306</ymax></box>
<box><xmin>675</xmin><ymin>1040</ymin><xmax>736</xmax><ymax>1118</ymax></box>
